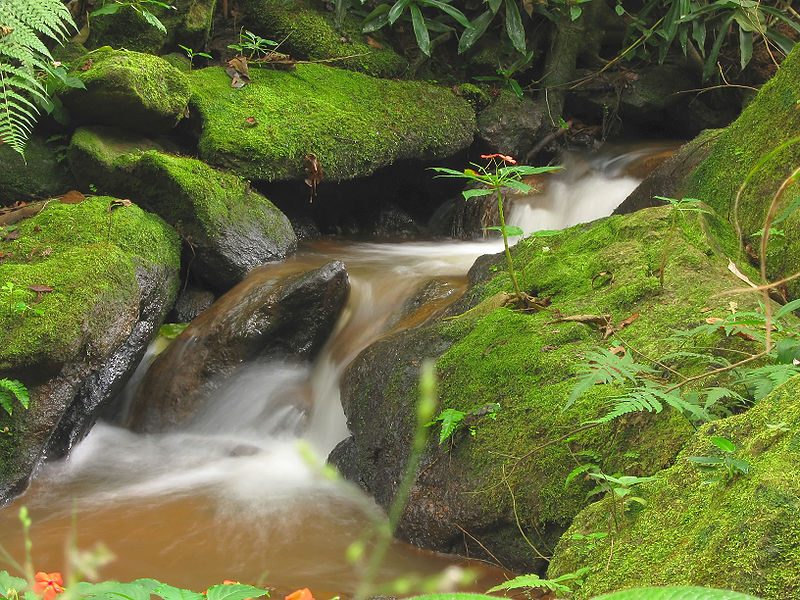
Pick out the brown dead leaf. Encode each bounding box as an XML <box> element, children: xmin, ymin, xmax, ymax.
<box><xmin>591</xmin><ymin>271</ymin><xmax>614</xmax><ymax>288</ymax></box>
<box><xmin>60</xmin><ymin>190</ymin><xmax>86</xmax><ymax>204</ymax></box>
<box><xmin>2</xmin><ymin>229</ymin><xmax>19</xmax><ymax>241</ymax></box>
<box><xmin>609</xmin><ymin>346</ymin><xmax>626</xmax><ymax>356</ymax></box>
<box><xmin>365</xmin><ymin>35</ymin><xmax>383</xmax><ymax>49</ymax></box>
<box><xmin>41</xmin><ymin>247</ymin><xmax>52</xmax><ymax>257</ymax></box>
<box><xmin>0</xmin><ymin>26</ymin><xmax>13</xmax><ymax>37</ymax></box>
<box><xmin>546</xmin><ymin>314</ymin><xmax>612</xmax><ymax>327</ymax></box>
<box><xmin>29</xmin><ymin>284</ymin><xmax>54</xmax><ymax>302</ymax></box>
<box><xmin>540</xmin><ymin>344</ymin><xmax>557</xmax><ymax>352</ymax></box>
<box><xmin>614</xmin><ymin>312</ymin><xmax>639</xmax><ymax>332</ymax></box>
<box><xmin>304</xmin><ymin>153</ymin><xmax>323</xmax><ymax>202</ymax></box>
<box><xmin>108</xmin><ymin>199</ymin><xmax>133</xmax><ymax>212</ymax></box>
<box><xmin>244</xmin><ymin>116</ymin><xmax>258</xmax><ymax>127</ymax></box>
<box><xmin>79</xmin><ymin>57</ymin><xmax>94</xmax><ymax>71</ymax></box>
<box><xmin>699</xmin><ymin>306</ymin><xmax>712</xmax><ymax>313</ymax></box>
<box><xmin>226</xmin><ymin>56</ymin><xmax>250</xmax><ymax>88</ymax></box>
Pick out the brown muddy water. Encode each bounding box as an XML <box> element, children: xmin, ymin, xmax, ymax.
<box><xmin>0</xmin><ymin>143</ymin><xmax>677</xmax><ymax>597</ymax></box>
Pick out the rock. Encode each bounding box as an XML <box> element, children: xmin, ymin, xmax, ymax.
<box><xmin>547</xmin><ymin>374</ymin><xmax>800</xmax><ymax>599</ymax></box>
<box><xmin>61</xmin><ymin>48</ymin><xmax>191</xmax><ymax>135</ymax></box>
<box><xmin>85</xmin><ymin>0</ymin><xmax>215</xmax><ymax>55</ymax></box>
<box><xmin>0</xmin><ymin>196</ymin><xmax>181</xmax><ymax>503</ymax></box>
<box><xmin>127</xmin><ymin>261</ymin><xmax>350</xmax><ymax>432</ymax></box>
<box><xmin>69</xmin><ymin>126</ymin><xmax>298</xmax><ymax>291</ymax></box>
<box><xmin>684</xmin><ymin>43</ymin><xmax>800</xmax><ymax>299</ymax></box>
<box><xmin>236</xmin><ymin>0</ymin><xmax>406</xmax><ymax>78</ymax></box>
<box><xmin>476</xmin><ymin>91</ymin><xmax>546</xmax><ymax>160</ymax></box>
<box><xmin>0</xmin><ymin>136</ymin><xmax>76</xmax><ymax>207</ymax></box>
<box><xmin>169</xmin><ymin>284</ymin><xmax>216</xmax><ymax>322</ymax></box>
<box><xmin>613</xmin><ymin>129</ymin><xmax>722</xmax><ymax>215</ymax></box>
<box><xmin>187</xmin><ymin>64</ymin><xmax>476</xmax><ymax>182</ymax></box>
<box><xmin>332</xmin><ymin>204</ymin><xmax>774</xmax><ymax>572</ymax></box>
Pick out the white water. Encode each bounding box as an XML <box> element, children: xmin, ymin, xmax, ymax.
<box><xmin>0</xmin><ymin>144</ymin><xmax>673</xmax><ymax>594</ymax></box>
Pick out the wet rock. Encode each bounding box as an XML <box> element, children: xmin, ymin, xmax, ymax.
<box><xmin>548</xmin><ymin>374</ymin><xmax>800</xmax><ymax>599</ymax></box>
<box><xmin>332</xmin><ymin>204</ymin><xmax>780</xmax><ymax>572</ymax></box>
<box><xmin>127</xmin><ymin>261</ymin><xmax>350</xmax><ymax>433</ymax></box>
<box><xmin>69</xmin><ymin>126</ymin><xmax>298</xmax><ymax>291</ymax></box>
<box><xmin>0</xmin><ymin>136</ymin><xmax>76</xmax><ymax>207</ymax></box>
<box><xmin>476</xmin><ymin>91</ymin><xmax>546</xmax><ymax>160</ymax></box>
<box><xmin>0</xmin><ymin>196</ymin><xmax>181</xmax><ymax>504</ymax></box>
<box><xmin>61</xmin><ymin>48</ymin><xmax>191</xmax><ymax>135</ymax></box>
<box><xmin>169</xmin><ymin>284</ymin><xmax>216</xmax><ymax>322</ymax></box>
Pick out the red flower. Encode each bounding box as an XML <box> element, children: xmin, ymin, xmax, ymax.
<box><xmin>33</xmin><ymin>572</ymin><xmax>64</xmax><ymax>600</ymax></box>
<box><xmin>285</xmin><ymin>588</ymin><xmax>315</xmax><ymax>600</ymax></box>
<box><xmin>480</xmin><ymin>153</ymin><xmax>517</xmax><ymax>164</ymax></box>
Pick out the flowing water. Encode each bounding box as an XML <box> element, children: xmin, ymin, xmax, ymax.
<box><xmin>0</xmin><ymin>143</ymin><xmax>676</xmax><ymax>596</ymax></box>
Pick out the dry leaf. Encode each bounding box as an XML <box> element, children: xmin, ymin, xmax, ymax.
<box><xmin>304</xmin><ymin>153</ymin><xmax>323</xmax><ymax>202</ymax></box>
<box><xmin>60</xmin><ymin>190</ymin><xmax>86</xmax><ymax>204</ymax></box>
<box><xmin>546</xmin><ymin>314</ymin><xmax>612</xmax><ymax>327</ymax></box>
<box><xmin>365</xmin><ymin>35</ymin><xmax>383</xmax><ymax>49</ymax></box>
<box><xmin>108</xmin><ymin>199</ymin><xmax>133</xmax><ymax>212</ymax></box>
<box><xmin>609</xmin><ymin>346</ymin><xmax>626</xmax><ymax>356</ymax></box>
<box><xmin>79</xmin><ymin>57</ymin><xmax>93</xmax><ymax>71</ymax></box>
<box><xmin>591</xmin><ymin>271</ymin><xmax>614</xmax><ymax>288</ymax></box>
<box><xmin>2</xmin><ymin>229</ymin><xmax>19</xmax><ymax>241</ymax></box>
<box><xmin>727</xmin><ymin>259</ymin><xmax>757</xmax><ymax>288</ymax></box>
<box><xmin>0</xmin><ymin>25</ymin><xmax>13</xmax><ymax>37</ymax></box>
<box><xmin>244</xmin><ymin>116</ymin><xmax>258</xmax><ymax>127</ymax></box>
<box><xmin>29</xmin><ymin>284</ymin><xmax>54</xmax><ymax>302</ymax></box>
<box><xmin>614</xmin><ymin>312</ymin><xmax>639</xmax><ymax>332</ymax></box>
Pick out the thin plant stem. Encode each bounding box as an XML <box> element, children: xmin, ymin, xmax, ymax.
<box><xmin>497</xmin><ymin>189</ymin><xmax>522</xmax><ymax>298</ymax></box>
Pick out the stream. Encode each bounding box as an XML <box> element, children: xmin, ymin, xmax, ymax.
<box><xmin>0</xmin><ymin>143</ymin><xmax>676</xmax><ymax>596</ymax></box>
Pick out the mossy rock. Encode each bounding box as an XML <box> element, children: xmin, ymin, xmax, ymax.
<box><xmin>685</xmin><ymin>43</ymin><xmax>800</xmax><ymax>299</ymax></box>
<box><xmin>0</xmin><ymin>136</ymin><xmax>76</xmax><ymax>207</ymax></box>
<box><xmin>188</xmin><ymin>64</ymin><xmax>475</xmax><ymax>182</ymax></box>
<box><xmin>61</xmin><ymin>48</ymin><xmax>191</xmax><ymax>135</ymax></box>
<box><xmin>86</xmin><ymin>0</ymin><xmax>216</xmax><ymax>55</ymax></box>
<box><xmin>237</xmin><ymin>0</ymin><xmax>406</xmax><ymax>78</ymax></box>
<box><xmin>0</xmin><ymin>195</ymin><xmax>180</xmax><ymax>500</ymax></box>
<box><xmin>69</xmin><ymin>125</ymin><xmax>298</xmax><ymax>290</ymax></box>
<box><xmin>548</xmin><ymin>373</ymin><xmax>800</xmax><ymax>600</ymax></box>
<box><xmin>334</xmin><ymin>203</ymin><xmax>772</xmax><ymax>572</ymax></box>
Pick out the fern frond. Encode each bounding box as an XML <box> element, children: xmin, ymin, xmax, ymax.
<box><xmin>735</xmin><ymin>364</ymin><xmax>800</xmax><ymax>401</ymax></box>
<box><xmin>563</xmin><ymin>349</ymin><xmax>656</xmax><ymax>412</ymax></box>
<box><xmin>0</xmin><ymin>378</ymin><xmax>30</xmax><ymax>416</ymax></box>
<box><xmin>591</xmin><ymin>383</ymin><xmax>712</xmax><ymax>425</ymax></box>
<box><xmin>0</xmin><ymin>0</ymin><xmax>76</xmax><ymax>42</ymax></box>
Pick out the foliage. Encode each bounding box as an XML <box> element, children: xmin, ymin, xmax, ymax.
<box><xmin>90</xmin><ymin>0</ymin><xmax>176</xmax><ymax>35</ymax></box>
<box><xmin>472</xmin><ymin>51</ymin><xmax>533</xmax><ymax>99</ymax></box>
<box><xmin>486</xmin><ymin>568</ymin><xmax>592</xmax><ymax>596</ymax></box>
<box><xmin>430</xmin><ymin>155</ymin><xmax>561</xmax><ymax>302</ymax></box>
<box><xmin>619</xmin><ymin>0</ymin><xmax>800</xmax><ymax>81</ymax></box>
<box><xmin>590</xmin><ymin>587</ymin><xmax>763</xmax><ymax>600</ymax></box>
<box><xmin>227</xmin><ymin>29</ymin><xmax>278</xmax><ymax>59</ymax></box>
<box><xmin>0</xmin><ymin>0</ymin><xmax>78</xmax><ymax>157</ymax></box>
<box><xmin>686</xmin><ymin>436</ymin><xmax>751</xmax><ymax>483</ymax></box>
<box><xmin>0</xmin><ymin>378</ymin><xmax>29</xmax><ymax>418</ymax></box>
<box><xmin>1</xmin><ymin>282</ymin><xmax>43</xmax><ymax>318</ymax></box>
<box><xmin>427</xmin><ymin>402</ymin><xmax>500</xmax><ymax>443</ymax></box>
<box><xmin>178</xmin><ymin>45</ymin><xmax>211</xmax><ymax>70</ymax></box>
<box><xmin>655</xmin><ymin>197</ymin><xmax>711</xmax><ymax>287</ymax></box>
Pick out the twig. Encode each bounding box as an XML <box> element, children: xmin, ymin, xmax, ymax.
<box><xmin>502</xmin><ymin>465</ymin><xmax>550</xmax><ymax>562</ymax></box>
<box><xmin>453</xmin><ymin>523</ymin><xmax>508</xmax><ymax>570</ymax></box>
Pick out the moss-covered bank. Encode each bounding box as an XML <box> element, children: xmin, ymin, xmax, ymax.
<box><xmin>548</xmin><ymin>373</ymin><xmax>800</xmax><ymax>600</ymax></box>
<box><xmin>336</xmin><ymin>203</ymin><xmax>770</xmax><ymax>571</ymax></box>
<box><xmin>188</xmin><ymin>64</ymin><xmax>476</xmax><ymax>182</ymax></box>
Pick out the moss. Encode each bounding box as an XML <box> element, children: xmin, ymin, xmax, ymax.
<box><xmin>455</xmin><ymin>83</ymin><xmax>491</xmax><ymax>111</ymax></box>
<box><xmin>686</xmin><ymin>44</ymin><xmax>800</xmax><ymax>298</ymax></box>
<box><xmin>238</xmin><ymin>0</ymin><xmax>406</xmax><ymax>78</ymax></box>
<box><xmin>0</xmin><ymin>136</ymin><xmax>76</xmax><ymax>206</ymax></box>
<box><xmin>62</xmin><ymin>48</ymin><xmax>191</xmax><ymax>134</ymax></box>
<box><xmin>0</xmin><ymin>195</ymin><xmax>180</xmax><ymax>369</ymax></box>
<box><xmin>188</xmin><ymin>64</ymin><xmax>476</xmax><ymax>182</ymax></box>
<box><xmin>548</xmin><ymin>374</ymin><xmax>800</xmax><ymax>600</ymax></box>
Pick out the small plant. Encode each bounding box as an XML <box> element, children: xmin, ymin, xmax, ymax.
<box><xmin>1</xmin><ymin>283</ymin><xmax>44</xmax><ymax>318</ymax></box>
<box><xmin>486</xmin><ymin>567</ymin><xmax>591</xmax><ymax>597</ymax></box>
<box><xmin>655</xmin><ymin>196</ymin><xmax>711</xmax><ymax>287</ymax></box>
<box><xmin>687</xmin><ymin>436</ymin><xmax>751</xmax><ymax>484</ymax></box>
<box><xmin>427</xmin><ymin>402</ymin><xmax>501</xmax><ymax>443</ymax></box>
<box><xmin>90</xmin><ymin>0</ymin><xmax>176</xmax><ymax>35</ymax></box>
<box><xmin>0</xmin><ymin>378</ymin><xmax>29</xmax><ymax>418</ymax></box>
<box><xmin>473</xmin><ymin>50</ymin><xmax>533</xmax><ymax>99</ymax></box>
<box><xmin>178</xmin><ymin>44</ymin><xmax>211</xmax><ymax>70</ymax></box>
<box><xmin>430</xmin><ymin>154</ymin><xmax>561</xmax><ymax>305</ymax></box>
<box><xmin>228</xmin><ymin>29</ymin><xmax>278</xmax><ymax>59</ymax></box>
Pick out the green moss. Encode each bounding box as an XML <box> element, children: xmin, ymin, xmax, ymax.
<box><xmin>548</xmin><ymin>374</ymin><xmax>800</xmax><ymax>600</ymax></box>
<box><xmin>0</xmin><ymin>195</ymin><xmax>180</xmax><ymax>369</ymax></box>
<box><xmin>686</xmin><ymin>44</ymin><xmax>800</xmax><ymax>298</ymax></box>
<box><xmin>238</xmin><ymin>0</ymin><xmax>406</xmax><ymax>78</ymax></box>
<box><xmin>0</xmin><ymin>136</ymin><xmax>75</xmax><ymax>206</ymax></box>
<box><xmin>62</xmin><ymin>48</ymin><xmax>191</xmax><ymax>134</ymax></box>
<box><xmin>188</xmin><ymin>64</ymin><xmax>476</xmax><ymax>181</ymax></box>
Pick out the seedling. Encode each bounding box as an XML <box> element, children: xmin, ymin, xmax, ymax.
<box><xmin>688</xmin><ymin>436</ymin><xmax>751</xmax><ymax>484</ymax></box>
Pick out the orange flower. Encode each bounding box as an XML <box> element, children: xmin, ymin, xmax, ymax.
<box><xmin>33</xmin><ymin>572</ymin><xmax>64</xmax><ymax>600</ymax></box>
<box><xmin>480</xmin><ymin>153</ymin><xmax>517</xmax><ymax>164</ymax></box>
<box><xmin>285</xmin><ymin>588</ymin><xmax>315</xmax><ymax>600</ymax></box>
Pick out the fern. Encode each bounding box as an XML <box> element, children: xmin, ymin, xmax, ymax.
<box><xmin>0</xmin><ymin>0</ymin><xmax>76</xmax><ymax>156</ymax></box>
<box><xmin>591</xmin><ymin>383</ymin><xmax>712</xmax><ymax>425</ymax></box>
<box><xmin>0</xmin><ymin>378</ymin><xmax>29</xmax><ymax>417</ymax></box>
<box><xmin>735</xmin><ymin>363</ymin><xmax>800</xmax><ymax>401</ymax></box>
<box><xmin>564</xmin><ymin>349</ymin><xmax>656</xmax><ymax>412</ymax></box>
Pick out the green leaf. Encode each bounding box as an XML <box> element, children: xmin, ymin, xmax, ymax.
<box><xmin>462</xmin><ymin>188</ymin><xmax>494</xmax><ymax>199</ymax></box>
<box><xmin>590</xmin><ymin>586</ymin><xmax>764</xmax><ymax>599</ymax></box>
<box><xmin>154</xmin><ymin>584</ymin><xmax>206</xmax><ymax>600</ymax></box>
<box><xmin>0</xmin><ymin>571</ymin><xmax>29</xmax><ymax>596</ymax></box>
<box><xmin>489</xmin><ymin>0</ymin><xmax>502</xmax><ymax>12</ymax></box>
<box><xmin>140</xmin><ymin>9</ymin><xmax>167</xmax><ymax>34</ymax></box>
<box><xmin>485</xmin><ymin>225</ymin><xmax>524</xmax><ymax>236</ymax></box>
<box><xmin>76</xmin><ymin>580</ymin><xmax>156</xmax><ymax>600</ymax></box>
<box><xmin>570</xmin><ymin>5</ymin><xmax>582</xmax><ymax>20</ymax></box>
<box><xmin>500</xmin><ymin>178</ymin><xmax>532</xmax><ymax>193</ymax></box>
<box><xmin>776</xmin><ymin>338</ymin><xmax>800</xmax><ymax>365</ymax></box>
<box><xmin>362</xmin><ymin>4</ymin><xmax>391</xmax><ymax>32</ymax></box>
<box><xmin>687</xmin><ymin>456</ymin><xmax>724</xmax><ymax>465</ymax></box>
<box><xmin>738</xmin><ymin>26</ymin><xmax>752</xmax><ymax>70</ymax></box>
<box><xmin>614</xmin><ymin>3</ymin><xmax>625</xmax><ymax>15</ymax></box>
<box><xmin>206</xmin><ymin>584</ymin><xmax>270</xmax><ymax>600</ymax></box>
<box><xmin>504</xmin><ymin>0</ymin><xmax>526</xmax><ymax>52</ymax></box>
<box><xmin>91</xmin><ymin>2</ymin><xmax>122</xmax><ymax>16</ymax></box>
<box><xmin>710</xmin><ymin>436</ymin><xmax>735</xmax><ymax>452</ymax></box>
<box><xmin>388</xmin><ymin>0</ymin><xmax>409</xmax><ymax>25</ymax></box>
<box><xmin>159</xmin><ymin>323</ymin><xmax>189</xmax><ymax>340</ymax></box>
<box><xmin>702</xmin><ymin>13</ymin><xmax>736</xmax><ymax>81</ymax></box>
<box><xmin>409</xmin><ymin>5</ymin><xmax>431</xmax><ymax>55</ymax></box>
<box><xmin>508</xmin><ymin>78</ymin><xmax>524</xmax><ymax>99</ymax></box>
<box><xmin>487</xmin><ymin>574</ymin><xmax>570</xmax><ymax>595</ymax></box>
<box><xmin>775</xmin><ymin>298</ymin><xmax>800</xmax><ymax>319</ymax></box>
<box><xmin>428</xmin><ymin>408</ymin><xmax>466</xmax><ymax>443</ymax></box>
<box><xmin>421</xmin><ymin>0</ymin><xmax>472</xmax><ymax>28</ymax></box>
<box><xmin>458</xmin><ymin>9</ymin><xmax>494</xmax><ymax>53</ymax></box>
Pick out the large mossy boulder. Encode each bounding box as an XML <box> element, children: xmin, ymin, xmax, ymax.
<box><xmin>237</xmin><ymin>0</ymin><xmax>406</xmax><ymax>78</ymax></box>
<box><xmin>332</xmin><ymin>203</ymin><xmax>769</xmax><ymax>572</ymax></box>
<box><xmin>548</xmin><ymin>374</ymin><xmax>800</xmax><ymax>600</ymax></box>
<box><xmin>69</xmin><ymin>126</ymin><xmax>298</xmax><ymax>291</ymax></box>
<box><xmin>187</xmin><ymin>64</ymin><xmax>476</xmax><ymax>182</ymax></box>
<box><xmin>85</xmin><ymin>0</ymin><xmax>216</xmax><ymax>55</ymax></box>
<box><xmin>61</xmin><ymin>48</ymin><xmax>191</xmax><ymax>134</ymax></box>
<box><xmin>0</xmin><ymin>137</ymin><xmax>76</xmax><ymax>207</ymax></box>
<box><xmin>683</xmin><ymin>44</ymin><xmax>800</xmax><ymax>297</ymax></box>
<box><xmin>0</xmin><ymin>196</ymin><xmax>181</xmax><ymax>502</ymax></box>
